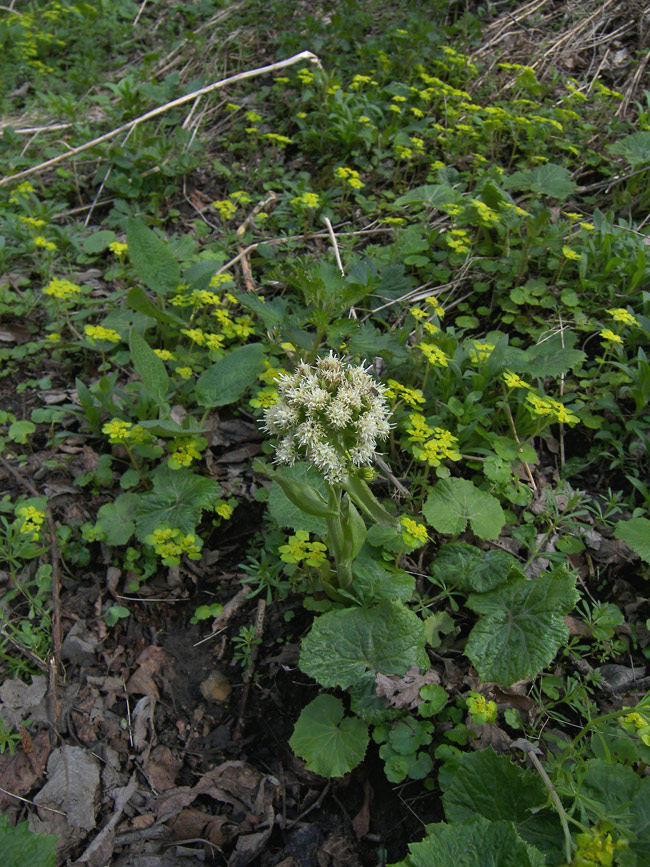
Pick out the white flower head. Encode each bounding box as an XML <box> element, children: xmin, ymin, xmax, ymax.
<box><xmin>262</xmin><ymin>352</ymin><xmax>391</xmax><ymax>482</ymax></box>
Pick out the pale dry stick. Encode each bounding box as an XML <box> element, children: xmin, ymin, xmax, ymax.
<box><xmin>0</xmin><ymin>787</ymin><xmax>66</xmax><ymax>815</ymax></box>
<box><xmin>7</xmin><ymin>123</ymin><xmax>73</xmax><ymax>135</ymax></box>
<box><xmin>535</xmin><ymin>0</ymin><xmax>618</xmax><ymax>67</ymax></box>
<box><xmin>133</xmin><ymin>0</ymin><xmax>148</xmax><ymax>27</ymax></box>
<box><xmin>525</xmin><ymin>749</ymin><xmax>573</xmax><ymax>864</ymax></box>
<box><xmin>84</xmin><ymin>126</ymin><xmax>135</xmax><ymax>227</ymax></box>
<box><xmin>217</xmin><ymin>226</ymin><xmax>394</xmax><ymax>276</ymax></box>
<box><xmin>235</xmin><ymin>193</ymin><xmax>280</xmax><ymax>291</ymax></box>
<box><xmin>323</xmin><ymin>216</ymin><xmax>345</xmax><ymax>276</ymax></box>
<box><xmin>0</xmin><ymin>50</ymin><xmax>322</xmax><ymax>188</ymax></box>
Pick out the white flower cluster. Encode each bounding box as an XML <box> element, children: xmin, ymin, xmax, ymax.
<box><xmin>263</xmin><ymin>353</ymin><xmax>391</xmax><ymax>483</ymax></box>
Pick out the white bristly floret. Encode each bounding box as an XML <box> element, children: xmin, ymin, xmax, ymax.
<box><xmin>262</xmin><ymin>353</ymin><xmax>391</xmax><ymax>481</ymax></box>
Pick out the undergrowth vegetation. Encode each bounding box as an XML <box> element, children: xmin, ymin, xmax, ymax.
<box><xmin>1</xmin><ymin>0</ymin><xmax>650</xmax><ymax>864</ymax></box>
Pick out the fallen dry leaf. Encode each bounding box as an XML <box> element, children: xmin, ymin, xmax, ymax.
<box><xmin>375</xmin><ymin>665</ymin><xmax>441</xmax><ymax>711</ymax></box>
<box><xmin>126</xmin><ymin>646</ymin><xmax>172</xmax><ymax>700</ymax></box>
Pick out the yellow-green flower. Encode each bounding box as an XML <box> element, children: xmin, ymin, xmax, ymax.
<box><xmin>526</xmin><ymin>394</ymin><xmax>579</xmax><ymax>425</ymax></box>
<box><xmin>384</xmin><ymin>380</ymin><xmax>425</xmax><ymax>409</ymax></box>
<box><xmin>215</xmin><ymin>502</ymin><xmax>234</xmax><ymax>519</ymax></box>
<box><xmin>102</xmin><ymin>418</ymin><xmax>132</xmax><ymax>443</ymax></box>
<box><xmin>250</xmin><ymin>386</ymin><xmax>280</xmax><ymax>409</ymax></box>
<box><xmin>562</xmin><ymin>245</ymin><xmax>582</xmax><ymax>261</ymax></box>
<box><xmin>109</xmin><ymin>240</ymin><xmax>128</xmax><ymax>256</ymax></box>
<box><xmin>466</xmin><ymin>691</ymin><xmax>497</xmax><ymax>724</ymax></box>
<box><xmin>606</xmin><ymin>308</ymin><xmax>638</xmax><ymax>327</ymax></box>
<box><xmin>212</xmin><ymin>199</ymin><xmax>237</xmax><ymax>220</ymax></box>
<box><xmin>291</xmin><ymin>191</ymin><xmax>320</xmax><ymax>209</ymax></box>
<box><xmin>43</xmin><ymin>278</ymin><xmax>82</xmax><ymax>300</ymax></box>
<box><xmin>154</xmin><ymin>349</ymin><xmax>175</xmax><ymax>361</ymax></box>
<box><xmin>418</xmin><ymin>342</ymin><xmax>449</xmax><ymax>368</ymax></box>
<box><xmin>502</xmin><ymin>370</ymin><xmax>530</xmax><ymax>389</ymax></box>
<box><xmin>411</xmin><ymin>428</ymin><xmax>461</xmax><ymax>466</ymax></box>
<box><xmin>599</xmin><ymin>328</ymin><xmax>623</xmax><ymax>345</ymax></box>
<box><xmin>34</xmin><ymin>236</ymin><xmax>56</xmax><ymax>251</ymax></box>
<box><xmin>400</xmin><ymin>516</ymin><xmax>428</xmax><ymax>547</ymax></box>
<box><xmin>168</xmin><ymin>437</ymin><xmax>203</xmax><ymax>469</ymax></box>
<box><xmin>85</xmin><ymin>325</ymin><xmax>121</xmax><ymax>344</ymax></box>
<box><xmin>17</xmin><ymin>505</ymin><xmax>45</xmax><ymax>535</ymax></box>
<box><xmin>176</xmin><ymin>366</ymin><xmax>193</xmax><ymax>380</ymax></box>
<box><xmin>279</xmin><ymin>530</ymin><xmax>328</xmax><ymax>567</ymax></box>
<box><xmin>182</xmin><ymin>328</ymin><xmax>206</xmax><ymax>346</ymax></box>
<box><xmin>145</xmin><ymin>525</ymin><xmax>202</xmax><ymax>565</ymax></box>
<box><xmin>404</xmin><ymin>413</ymin><xmax>434</xmax><ymax>443</ymax></box>
<box><xmin>334</xmin><ymin>166</ymin><xmax>364</xmax><ymax>190</ymax></box>
<box><xmin>468</xmin><ymin>341</ymin><xmax>494</xmax><ymax>364</ymax></box>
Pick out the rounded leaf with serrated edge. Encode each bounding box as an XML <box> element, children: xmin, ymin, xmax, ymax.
<box><xmin>299</xmin><ymin>602</ymin><xmax>428</xmax><ymax>689</ymax></box>
<box><xmin>289</xmin><ymin>695</ymin><xmax>368</xmax><ymax>778</ymax></box>
<box><xmin>423</xmin><ymin>478</ymin><xmax>505</xmax><ymax>540</ymax></box>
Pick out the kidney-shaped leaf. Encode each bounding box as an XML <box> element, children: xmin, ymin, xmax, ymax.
<box><xmin>289</xmin><ymin>695</ymin><xmax>369</xmax><ymax>778</ymax></box>
<box><xmin>389</xmin><ymin>816</ymin><xmax>546</xmax><ymax>867</ymax></box>
<box><xmin>465</xmin><ymin>566</ymin><xmax>579</xmax><ymax>685</ymax></box>
<box><xmin>300</xmin><ymin>601</ymin><xmax>428</xmax><ymax>690</ymax></box>
<box><xmin>423</xmin><ymin>478</ymin><xmax>505</xmax><ymax>540</ymax></box>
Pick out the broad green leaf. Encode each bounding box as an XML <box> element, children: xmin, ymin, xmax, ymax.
<box><xmin>614</xmin><ymin>517</ymin><xmax>650</xmax><ymax>564</ymax></box>
<box><xmin>442</xmin><ymin>749</ymin><xmax>562</xmax><ymax>855</ymax></box>
<box><xmin>81</xmin><ymin>229</ymin><xmax>115</xmax><ymax>254</ymax></box>
<box><xmin>579</xmin><ymin>758</ymin><xmax>643</xmax><ymax>821</ymax></box>
<box><xmin>465</xmin><ymin>566</ymin><xmax>579</xmax><ymax>685</ymax></box>
<box><xmin>389</xmin><ymin>816</ymin><xmax>547</xmax><ymax>867</ymax></box>
<box><xmin>517</xmin><ymin>331</ymin><xmax>585</xmax><ymax>377</ymax></box>
<box><xmin>289</xmin><ymin>695</ymin><xmax>368</xmax><ymax>778</ymax></box>
<box><xmin>195</xmin><ymin>343</ymin><xmax>264</xmax><ymax>407</ymax></box>
<box><xmin>129</xmin><ymin>328</ymin><xmax>169</xmax><ymax>406</ymax></box>
<box><xmin>8</xmin><ymin>420</ymin><xmax>35</xmax><ymax>444</ymax></box>
<box><xmin>423</xmin><ymin>479</ymin><xmax>505</xmax><ymax>540</ymax></box>
<box><xmin>134</xmin><ymin>465</ymin><xmax>221</xmax><ymax>540</ymax></box>
<box><xmin>502</xmin><ymin>163</ymin><xmax>576</xmax><ymax>200</ymax></box>
<box><xmin>96</xmin><ymin>493</ymin><xmax>138</xmax><ymax>546</ymax></box>
<box><xmin>395</xmin><ymin>184</ymin><xmax>461</xmax><ymax>208</ymax></box>
<box><xmin>126</xmin><ymin>286</ymin><xmax>186</xmax><ymax>326</ymax></box>
<box><xmin>351</xmin><ymin>557</ymin><xmax>415</xmax><ymax>605</ymax></box>
<box><xmin>233</xmin><ymin>290</ymin><xmax>289</xmax><ymax>328</ymax></box>
<box><xmin>429</xmin><ymin>543</ymin><xmax>523</xmax><ymax>594</ymax></box>
<box><xmin>347</xmin><ymin>322</ymin><xmax>407</xmax><ymax>363</ymax></box>
<box><xmin>492</xmin><ymin>436</ymin><xmax>538</xmax><ymax>465</ymax></box>
<box><xmin>268</xmin><ymin>462</ymin><xmax>329</xmax><ymax>535</ymax></box>
<box><xmin>349</xmin><ymin>679</ymin><xmax>401</xmax><ymax>725</ymax></box>
<box><xmin>0</xmin><ymin>813</ymin><xmax>56</xmax><ymax>867</ymax></box>
<box><xmin>126</xmin><ymin>218</ymin><xmax>180</xmax><ymax>295</ymax></box>
<box><xmin>609</xmin><ymin>131</ymin><xmax>650</xmax><ymax>168</ymax></box>
<box><xmin>299</xmin><ymin>601</ymin><xmax>428</xmax><ymax>689</ymax></box>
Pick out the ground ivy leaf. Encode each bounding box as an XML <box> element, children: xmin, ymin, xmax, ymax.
<box><xmin>195</xmin><ymin>343</ymin><xmax>264</xmax><ymax>407</ymax></box>
<box><xmin>423</xmin><ymin>479</ymin><xmax>505</xmax><ymax>540</ymax></box>
<box><xmin>289</xmin><ymin>695</ymin><xmax>368</xmax><ymax>778</ymax></box>
<box><xmin>299</xmin><ymin>602</ymin><xmax>428</xmax><ymax>690</ymax></box>
<box><xmin>389</xmin><ymin>816</ymin><xmax>547</xmax><ymax>867</ymax></box>
<box><xmin>442</xmin><ymin>749</ymin><xmax>562</xmax><ymax>854</ymax></box>
<box><xmin>134</xmin><ymin>465</ymin><xmax>221</xmax><ymax>541</ymax></box>
<box><xmin>614</xmin><ymin>517</ymin><xmax>650</xmax><ymax>563</ymax></box>
<box><xmin>465</xmin><ymin>566</ymin><xmax>579</xmax><ymax>685</ymax></box>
